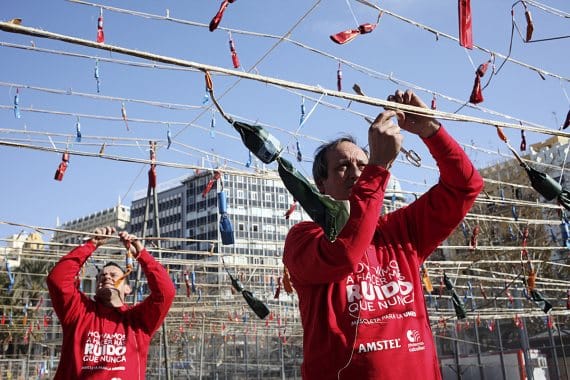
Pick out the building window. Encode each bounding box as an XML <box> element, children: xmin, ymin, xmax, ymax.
<box><xmin>264</xmin><ymin>193</ymin><xmax>272</xmax><ymax>202</ymax></box>
<box><xmin>251</xmin><ymin>224</ymin><xmax>259</xmax><ymax>232</ymax></box>
<box><xmin>237</xmin><ymin>190</ymin><xmax>244</xmax><ymax>199</ymax></box>
<box><xmin>251</xmin><ymin>192</ymin><xmax>258</xmax><ymax>201</ymax></box>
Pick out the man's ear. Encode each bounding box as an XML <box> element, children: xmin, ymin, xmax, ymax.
<box><xmin>123</xmin><ymin>284</ymin><xmax>132</xmax><ymax>295</ymax></box>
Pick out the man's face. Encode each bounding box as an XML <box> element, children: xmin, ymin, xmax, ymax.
<box><xmin>96</xmin><ymin>265</ymin><xmax>127</xmax><ymax>302</ymax></box>
<box><xmin>317</xmin><ymin>141</ymin><xmax>368</xmax><ymax>201</ymax></box>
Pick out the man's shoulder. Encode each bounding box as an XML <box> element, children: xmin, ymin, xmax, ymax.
<box><xmin>283</xmin><ymin>221</ymin><xmax>323</xmax><ymax>263</ymax></box>
<box><xmin>286</xmin><ymin>221</ymin><xmax>321</xmax><ymax>237</ymax></box>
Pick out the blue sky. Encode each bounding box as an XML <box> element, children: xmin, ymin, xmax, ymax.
<box><xmin>0</xmin><ymin>0</ymin><xmax>569</xmax><ymax>240</ymax></box>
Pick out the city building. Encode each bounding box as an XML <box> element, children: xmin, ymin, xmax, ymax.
<box><xmin>52</xmin><ymin>202</ymin><xmax>131</xmax><ymax>247</ymax></box>
<box><xmin>0</xmin><ymin>232</ymin><xmax>44</xmax><ymax>269</ymax></box>
<box><xmin>129</xmin><ymin>170</ymin><xmax>307</xmax><ymax>285</ymax></box>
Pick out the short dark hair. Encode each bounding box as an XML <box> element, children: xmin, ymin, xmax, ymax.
<box><xmin>313</xmin><ymin>135</ymin><xmax>363</xmax><ymax>185</ymax></box>
<box><xmin>98</xmin><ymin>261</ymin><xmax>129</xmax><ymax>285</ymax></box>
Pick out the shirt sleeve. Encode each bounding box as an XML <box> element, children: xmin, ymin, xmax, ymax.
<box><xmin>130</xmin><ymin>249</ymin><xmax>176</xmax><ymax>334</ymax></box>
<box><xmin>395</xmin><ymin>126</ymin><xmax>484</xmax><ymax>261</ymax></box>
<box><xmin>283</xmin><ymin>165</ymin><xmax>390</xmax><ymax>284</ymax></box>
<box><xmin>46</xmin><ymin>241</ymin><xmax>95</xmax><ymax>325</ymax></box>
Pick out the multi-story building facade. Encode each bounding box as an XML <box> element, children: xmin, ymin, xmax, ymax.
<box><xmin>129</xmin><ymin>170</ymin><xmax>306</xmax><ymax>287</ymax></box>
<box><xmin>52</xmin><ymin>202</ymin><xmax>131</xmax><ymax>247</ymax></box>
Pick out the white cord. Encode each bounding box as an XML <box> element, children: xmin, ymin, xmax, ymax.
<box><xmin>336</xmin><ymin>250</ymin><xmax>370</xmax><ymax>379</ymax></box>
<box><xmin>345</xmin><ymin>0</ymin><xmax>360</xmax><ymax>27</ymax></box>
<box><xmin>336</xmin><ymin>308</ymin><xmax>361</xmax><ymax>380</ymax></box>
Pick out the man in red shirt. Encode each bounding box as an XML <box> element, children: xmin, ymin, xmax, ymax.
<box><xmin>47</xmin><ymin>226</ymin><xmax>175</xmax><ymax>379</ymax></box>
<box><xmin>283</xmin><ymin>90</ymin><xmax>483</xmax><ymax>379</ymax></box>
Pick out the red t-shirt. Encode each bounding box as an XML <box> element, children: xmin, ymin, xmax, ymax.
<box><xmin>284</xmin><ymin>127</ymin><xmax>483</xmax><ymax>379</ymax></box>
<box><xmin>47</xmin><ymin>241</ymin><xmax>175</xmax><ymax>379</ymax></box>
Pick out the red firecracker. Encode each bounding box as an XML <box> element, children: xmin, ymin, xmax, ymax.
<box><xmin>337</xmin><ymin>62</ymin><xmax>343</xmax><ymax>91</ymax></box>
<box><xmin>202</xmin><ymin>171</ymin><xmax>222</xmax><ymax>198</ymax></box>
<box><xmin>273</xmin><ymin>277</ymin><xmax>281</xmax><ymax>299</ymax></box>
<box><xmin>285</xmin><ymin>202</ymin><xmax>297</xmax><ymax>219</ymax></box>
<box><xmin>470</xmin><ymin>224</ymin><xmax>480</xmax><ymax>249</ymax></box>
<box><xmin>97</xmin><ymin>8</ymin><xmax>105</xmax><ymax>43</ymax></box>
<box><xmin>330</xmin><ymin>23</ymin><xmax>377</xmax><ymax>45</ymax></box>
<box><xmin>229</xmin><ymin>33</ymin><xmax>240</xmax><ymax>68</ymax></box>
<box><xmin>283</xmin><ymin>266</ymin><xmax>294</xmax><ymax>294</ymax></box>
<box><xmin>479</xmin><ymin>283</ymin><xmax>488</xmax><ymax>300</ymax></box>
<box><xmin>54</xmin><ymin>151</ymin><xmax>70</xmax><ymax>181</ymax></box>
<box><xmin>520</xmin><ymin>130</ymin><xmax>527</xmax><ymax>151</ymax></box>
<box><xmin>469</xmin><ymin>61</ymin><xmax>490</xmax><ymax>104</ymax></box>
<box><xmin>524</xmin><ymin>6</ymin><xmax>534</xmax><ymax>42</ymax></box>
<box><xmin>209</xmin><ymin>0</ymin><xmax>236</xmax><ymax>32</ymax></box>
<box><xmin>458</xmin><ymin>0</ymin><xmax>473</xmax><ymax>49</ymax></box>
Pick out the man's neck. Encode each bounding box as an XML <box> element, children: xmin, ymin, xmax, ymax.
<box><xmin>95</xmin><ymin>291</ymin><xmax>125</xmax><ymax>308</ymax></box>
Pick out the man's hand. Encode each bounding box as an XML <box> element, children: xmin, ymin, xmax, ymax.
<box><xmin>387</xmin><ymin>89</ymin><xmax>440</xmax><ymax>139</ymax></box>
<box><xmin>90</xmin><ymin>226</ymin><xmax>116</xmax><ymax>248</ymax></box>
<box><xmin>368</xmin><ymin>110</ymin><xmax>402</xmax><ymax>170</ymax></box>
<box><xmin>118</xmin><ymin>231</ymin><xmax>144</xmax><ymax>257</ymax></box>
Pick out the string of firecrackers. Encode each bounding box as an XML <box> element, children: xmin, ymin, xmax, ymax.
<box><xmin>0</xmin><ymin>266</ymin><xmax>560</xmax><ymax>320</ymax></box>
<box><xmin>0</xmin><ymin>131</ymin><xmax>248</xmax><ymax>171</ymax></box>
<box><xmin>1</xmin><ymin>131</ymin><xmax>564</xmax><ymax>224</ymax></box>
<box><xmin>0</xmin><ymin>103</ymin><xmax>239</xmax><ymax>138</ymax></box>
<box><xmin>2</xmin><ymin>22</ymin><xmax>569</xmax><ymax>140</ymax></box>
<box><xmin>4</xmin><ymin>221</ymin><xmax>561</xmax><ymax>265</ymax></box>
<box><xmin>0</xmin><ymin>116</ymin><xmax>249</xmax><ymax>168</ymax></box>
<box><xmin>68</xmin><ymin>0</ymin><xmax>570</xmax><ymax>86</ymax></box>
<box><xmin>495</xmin><ymin>125</ymin><xmax>570</xmax><ymax>211</ymax></box>
<box><xmin>4</xmin><ymin>41</ymin><xmax>555</xmax><ymax>143</ymax></box>
<box><xmin>0</xmin><ymin>279</ymin><xmax>561</xmax><ymax>316</ymax></box>
<box><xmin>511</xmin><ymin>1</ymin><xmax>570</xmax><ymax>44</ymax></box>
<box><xmin>422</xmin><ymin>273</ymin><xmax>559</xmax><ymax>328</ymax></box>
<box><xmin>6</xmin><ymin>230</ymin><xmax>569</xmax><ymax>274</ymax></box>
<box><xmin>0</xmin><ymin>29</ymin><xmax>562</xmax><ymax>136</ymax></box>
<box><xmin>0</xmin><ymin>139</ymin><xmax>261</xmax><ymax>175</ymax></box>
<box><xmin>72</xmin><ymin>1</ymin><xmax>570</xmax><ymax>147</ymax></box>
<box><xmin>1</xmin><ymin>85</ymin><xmax>336</xmax><ymax>156</ymax></box>
<box><xmin>458</xmin><ymin>0</ymin><xmax>569</xmax><ymax>114</ymax></box>
<box><xmin>460</xmin><ymin>209</ymin><xmax>570</xmax><ymax>251</ymax></box>
<box><xmin>5</xmin><ymin>237</ymin><xmax>570</xmax><ymax>280</ymax></box>
<box><xmin>5</xmin><ymin>231</ymin><xmax>566</xmax><ymax>296</ymax></box>
<box><xmin>5</xmin><ymin>43</ymin><xmax>570</xmax><ymax>202</ymax></box>
<box><xmin>353</xmin><ymin>0</ymin><xmax>570</xmax><ymax>83</ymax></box>
<box><xmin>0</xmin><ymin>40</ymin><xmax>204</xmax><ymax>76</ymax></box>
<box><xmin>11</xmin><ymin>122</ymin><xmax>558</xmax><ymax>206</ymax></box>
<box><xmin>0</xmin><ymin>260</ymin><xmax>564</xmax><ymax>322</ymax></box>
<box><xmin>443</xmin><ymin>235</ymin><xmax>562</xmax><ymax>318</ymax></box>
<box><xmin>0</xmin><ymin>79</ymin><xmax>544</xmax><ymax>174</ymax></box>
<box><xmin>348</xmin><ymin>0</ymin><xmax>562</xmax><ymax>113</ymax></box>
<box><xmin>161</xmin><ymin>309</ymin><xmax>567</xmax><ymax>334</ymax></box>
<box><xmin>0</xmin><ymin>80</ymin><xmax>203</xmax><ymax>111</ymax></box>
